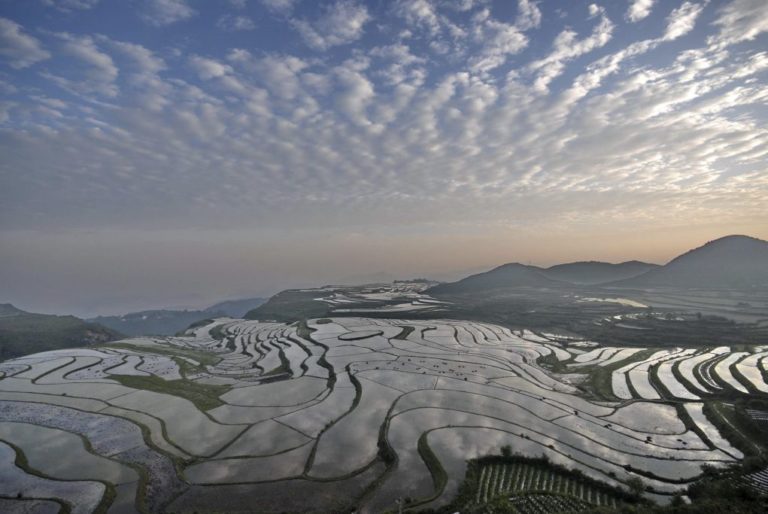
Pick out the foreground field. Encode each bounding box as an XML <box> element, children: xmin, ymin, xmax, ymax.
<box><xmin>0</xmin><ymin>312</ymin><xmax>766</xmax><ymax>513</ymax></box>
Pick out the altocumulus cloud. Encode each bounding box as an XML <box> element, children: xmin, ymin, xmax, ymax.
<box><xmin>0</xmin><ymin>0</ymin><xmax>766</xmax><ymax>237</ymax></box>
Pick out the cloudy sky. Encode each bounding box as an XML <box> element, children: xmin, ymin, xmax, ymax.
<box><xmin>0</xmin><ymin>0</ymin><xmax>767</xmax><ymax>316</ymax></box>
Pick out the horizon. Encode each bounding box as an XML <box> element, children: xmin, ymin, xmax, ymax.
<box><xmin>3</xmin><ymin>231</ymin><xmax>765</xmax><ymax>318</ymax></box>
<box><xmin>1</xmin><ymin>0</ymin><xmax>767</xmax><ymax>317</ymax></box>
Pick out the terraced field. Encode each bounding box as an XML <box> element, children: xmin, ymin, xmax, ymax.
<box><xmin>605</xmin><ymin>345</ymin><xmax>768</xmax><ymax>401</ymax></box>
<box><xmin>0</xmin><ymin>309</ymin><xmax>766</xmax><ymax>513</ymax></box>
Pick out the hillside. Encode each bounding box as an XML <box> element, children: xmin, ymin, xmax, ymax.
<box><xmin>204</xmin><ymin>297</ymin><xmax>266</xmax><ymax>318</ymax></box>
<box><xmin>0</xmin><ymin>303</ymin><xmax>25</xmax><ymax>317</ymax></box>
<box><xmin>612</xmin><ymin>235</ymin><xmax>768</xmax><ymax>289</ymax></box>
<box><xmin>427</xmin><ymin>263</ymin><xmax>564</xmax><ymax>294</ymax></box>
<box><xmin>0</xmin><ymin>304</ymin><xmax>120</xmax><ymax>361</ymax></box>
<box><xmin>91</xmin><ymin>297</ymin><xmax>267</xmax><ymax>336</ymax></box>
<box><xmin>90</xmin><ymin>309</ymin><xmax>219</xmax><ymax>337</ymax></box>
<box><xmin>542</xmin><ymin>261</ymin><xmax>658</xmax><ymax>285</ymax></box>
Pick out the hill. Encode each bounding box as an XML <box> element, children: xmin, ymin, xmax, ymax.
<box><xmin>90</xmin><ymin>309</ymin><xmax>219</xmax><ymax>337</ymax></box>
<box><xmin>542</xmin><ymin>260</ymin><xmax>659</xmax><ymax>285</ymax></box>
<box><xmin>0</xmin><ymin>303</ymin><xmax>25</xmax><ymax>318</ymax></box>
<box><xmin>204</xmin><ymin>297</ymin><xmax>266</xmax><ymax>318</ymax></box>
<box><xmin>0</xmin><ymin>304</ymin><xmax>120</xmax><ymax>361</ymax></box>
<box><xmin>611</xmin><ymin>235</ymin><xmax>768</xmax><ymax>289</ymax></box>
<box><xmin>91</xmin><ymin>297</ymin><xmax>267</xmax><ymax>336</ymax></box>
<box><xmin>427</xmin><ymin>263</ymin><xmax>564</xmax><ymax>294</ymax></box>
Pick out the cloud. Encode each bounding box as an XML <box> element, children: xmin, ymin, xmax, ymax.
<box><xmin>108</xmin><ymin>39</ymin><xmax>165</xmax><ymax>74</ymax></box>
<box><xmin>227</xmin><ymin>51</ymin><xmax>310</xmax><ymax>100</ymax></box>
<box><xmin>105</xmin><ymin>38</ymin><xmax>169</xmax><ymax>110</ymax></box>
<box><xmin>528</xmin><ymin>10</ymin><xmax>614</xmax><ymax>93</ymax></box>
<box><xmin>446</xmin><ymin>0</ymin><xmax>489</xmax><ymax>12</ymax></box>
<box><xmin>1</xmin><ymin>0</ymin><xmax>766</xmax><ymax>258</ymax></box>
<box><xmin>189</xmin><ymin>55</ymin><xmax>234</xmax><ymax>80</ymax></box>
<box><xmin>710</xmin><ymin>0</ymin><xmax>768</xmax><ymax>48</ymax></box>
<box><xmin>370</xmin><ymin>43</ymin><xmax>426</xmax><ymax>86</ymax></box>
<box><xmin>42</xmin><ymin>0</ymin><xmax>100</xmax><ymax>10</ymax></box>
<box><xmin>626</xmin><ymin>0</ymin><xmax>655</xmax><ymax>23</ymax></box>
<box><xmin>60</xmin><ymin>34</ymin><xmax>118</xmax><ymax>81</ymax></box>
<box><xmin>217</xmin><ymin>15</ymin><xmax>256</xmax><ymax>31</ymax></box>
<box><xmin>468</xmin><ymin>9</ymin><xmax>528</xmax><ymax>74</ymax></box>
<box><xmin>334</xmin><ymin>62</ymin><xmax>377</xmax><ymax>128</ymax></box>
<box><xmin>516</xmin><ymin>0</ymin><xmax>542</xmax><ymax>31</ymax></box>
<box><xmin>44</xmin><ymin>33</ymin><xmax>119</xmax><ymax>96</ymax></box>
<box><xmin>141</xmin><ymin>0</ymin><xmax>196</xmax><ymax>27</ymax></box>
<box><xmin>260</xmin><ymin>0</ymin><xmax>297</xmax><ymax>13</ymax></box>
<box><xmin>663</xmin><ymin>1</ymin><xmax>705</xmax><ymax>41</ymax></box>
<box><xmin>293</xmin><ymin>1</ymin><xmax>370</xmax><ymax>50</ymax></box>
<box><xmin>395</xmin><ymin>0</ymin><xmax>441</xmax><ymax>35</ymax></box>
<box><xmin>0</xmin><ymin>17</ymin><xmax>51</xmax><ymax>69</ymax></box>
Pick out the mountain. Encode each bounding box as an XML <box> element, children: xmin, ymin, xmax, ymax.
<box><xmin>611</xmin><ymin>235</ymin><xmax>768</xmax><ymax>289</ymax></box>
<box><xmin>90</xmin><ymin>309</ymin><xmax>219</xmax><ymax>337</ymax></box>
<box><xmin>204</xmin><ymin>297</ymin><xmax>266</xmax><ymax>318</ymax></box>
<box><xmin>0</xmin><ymin>303</ymin><xmax>25</xmax><ymax>318</ymax></box>
<box><xmin>0</xmin><ymin>304</ymin><xmax>120</xmax><ymax>361</ymax></box>
<box><xmin>542</xmin><ymin>261</ymin><xmax>659</xmax><ymax>285</ymax></box>
<box><xmin>427</xmin><ymin>263</ymin><xmax>564</xmax><ymax>294</ymax></box>
<box><xmin>90</xmin><ymin>297</ymin><xmax>267</xmax><ymax>336</ymax></box>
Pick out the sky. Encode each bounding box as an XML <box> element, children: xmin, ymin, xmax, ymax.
<box><xmin>0</xmin><ymin>0</ymin><xmax>767</xmax><ymax>316</ymax></box>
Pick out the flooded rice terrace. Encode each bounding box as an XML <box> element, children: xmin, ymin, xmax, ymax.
<box><xmin>0</xmin><ymin>311</ymin><xmax>765</xmax><ymax>513</ymax></box>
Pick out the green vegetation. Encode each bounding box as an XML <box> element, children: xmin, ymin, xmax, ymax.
<box><xmin>425</xmin><ymin>452</ymin><xmax>637</xmax><ymax>514</ymax></box>
<box><xmin>209</xmin><ymin>323</ymin><xmax>227</xmax><ymax>340</ymax></box>
<box><xmin>0</xmin><ymin>306</ymin><xmax>120</xmax><ymax>361</ymax></box>
<box><xmin>110</xmin><ymin>374</ymin><xmax>230</xmax><ymax>411</ymax></box>
<box><xmin>245</xmin><ymin>290</ymin><xmax>333</xmax><ymax>322</ymax></box>
<box><xmin>91</xmin><ymin>309</ymin><xmax>214</xmax><ymax>337</ymax></box>
<box><xmin>703</xmin><ymin>401</ymin><xmax>767</xmax><ymax>457</ymax></box>
<box><xmin>106</xmin><ymin>342</ymin><xmax>222</xmax><ymax>367</ymax></box>
<box><xmin>536</xmin><ymin>351</ymin><xmax>570</xmax><ymax>373</ymax></box>
<box><xmin>262</xmin><ymin>360</ymin><xmax>290</xmax><ymax>377</ymax></box>
<box><xmin>394</xmin><ymin>326</ymin><xmax>416</xmax><ymax>340</ymax></box>
<box><xmin>582</xmin><ymin>349</ymin><xmax>655</xmax><ymax>401</ymax></box>
<box><xmin>295</xmin><ymin>320</ymin><xmax>336</xmax><ymax>388</ymax></box>
<box><xmin>185</xmin><ymin>318</ymin><xmax>216</xmax><ymax>330</ymax></box>
<box><xmin>5</xmin><ymin>438</ymin><xmax>116</xmax><ymax>514</ymax></box>
<box><xmin>428</xmin><ymin>448</ymin><xmax>768</xmax><ymax>514</ymax></box>
<box><xmin>415</xmin><ymin>431</ymin><xmax>448</xmax><ymax>505</ymax></box>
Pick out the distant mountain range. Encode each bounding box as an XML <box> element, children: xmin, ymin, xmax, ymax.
<box><xmin>428</xmin><ymin>235</ymin><xmax>768</xmax><ymax>294</ymax></box>
<box><xmin>610</xmin><ymin>235</ymin><xmax>768</xmax><ymax>290</ymax></box>
<box><xmin>427</xmin><ymin>263</ymin><xmax>566</xmax><ymax>294</ymax></box>
<box><xmin>0</xmin><ymin>304</ymin><xmax>119</xmax><ymax>361</ymax></box>
<box><xmin>89</xmin><ymin>297</ymin><xmax>266</xmax><ymax>336</ymax></box>
<box><xmin>544</xmin><ymin>261</ymin><xmax>659</xmax><ymax>285</ymax></box>
<box><xmin>427</xmin><ymin>261</ymin><xmax>658</xmax><ymax>294</ymax></box>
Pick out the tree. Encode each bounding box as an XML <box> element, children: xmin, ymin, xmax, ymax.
<box><xmin>626</xmin><ymin>476</ymin><xmax>645</xmax><ymax>498</ymax></box>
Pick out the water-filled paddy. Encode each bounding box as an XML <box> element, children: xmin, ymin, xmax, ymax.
<box><xmin>0</xmin><ymin>312</ymin><xmax>763</xmax><ymax>512</ymax></box>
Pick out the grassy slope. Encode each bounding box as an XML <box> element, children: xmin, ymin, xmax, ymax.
<box><xmin>0</xmin><ymin>313</ymin><xmax>121</xmax><ymax>361</ymax></box>
<box><xmin>245</xmin><ymin>290</ymin><xmax>333</xmax><ymax>322</ymax></box>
